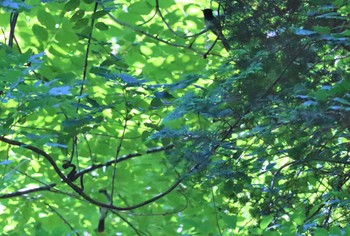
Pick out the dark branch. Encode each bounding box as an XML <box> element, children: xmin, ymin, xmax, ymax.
<box><xmin>0</xmin><ymin>183</ymin><xmax>56</xmax><ymax>199</ymax></box>
<box><xmin>9</xmin><ymin>12</ymin><xmax>19</xmax><ymax>48</ymax></box>
<box><xmin>72</xmin><ymin>144</ymin><xmax>175</xmax><ymax>180</ymax></box>
<box><xmin>0</xmin><ymin>136</ymin><xmax>187</xmax><ymax>211</ymax></box>
<box><xmin>154</xmin><ymin>0</ymin><xmax>206</xmax><ymax>39</ymax></box>
<box><xmin>98</xmin><ymin>1</ymin><xmax>201</xmax><ymax>54</ymax></box>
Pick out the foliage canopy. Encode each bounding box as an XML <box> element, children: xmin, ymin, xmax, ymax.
<box><xmin>1</xmin><ymin>0</ymin><xmax>350</xmax><ymax>235</ymax></box>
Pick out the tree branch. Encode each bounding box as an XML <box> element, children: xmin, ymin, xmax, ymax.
<box><xmin>9</xmin><ymin>12</ymin><xmax>19</xmax><ymax>48</ymax></box>
<box><xmin>98</xmin><ymin>1</ymin><xmax>201</xmax><ymax>54</ymax></box>
<box><xmin>72</xmin><ymin>144</ymin><xmax>175</xmax><ymax>180</ymax></box>
<box><xmin>0</xmin><ymin>183</ymin><xmax>56</xmax><ymax>199</ymax></box>
<box><xmin>154</xmin><ymin>0</ymin><xmax>206</xmax><ymax>39</ymax></box>
<box><xmin>0</xmin><ymin>136</ymin><xmax>186</xmax><ymax>211</ymax></box>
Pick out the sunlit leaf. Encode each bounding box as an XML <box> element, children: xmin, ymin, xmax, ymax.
<box><xmin>49</xmin><ymin>86</ymin><xmax>72</xmax><ymax>96</ymax></box>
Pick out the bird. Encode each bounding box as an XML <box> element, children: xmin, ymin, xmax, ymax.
<box><xmin>202</xmin><ymin>9</ymin><xmax>230</xmax><ymax>51</ymax></box>
<box><xmin>98</xmin><ymin>207</ymin><xmax>108</xmax><ymax>233</ymax></box>
<box><xmin>97</xmin><ymin>189</ymin><xmax>111</xmax><ymax>233</ymax></box>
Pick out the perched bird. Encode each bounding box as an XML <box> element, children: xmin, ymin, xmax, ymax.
<box><xmin>202</xmin><ymin>9</ymin><xmax>230</xmax><ymax>51</ymax></box>
<box><xmin>98</xmin><ymin>207</ymin><xmax>108</xmax><ymax>233</ymax></box>
<box><xmin>97</xmin><ymin>189</ymin><xmax>111</xmax><ymax>233</ymax></box>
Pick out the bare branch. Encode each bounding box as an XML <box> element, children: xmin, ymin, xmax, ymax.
<box><xmin>98</xmin><ymin>1</ymin><xmax>201</xmax><ymax>54</ymax></box>
<box><xmin>154</xmin><ymin>0</ymin><xmax>206</xmax><ymax>39</ymax></box>
<box><xmin>72</xmin><ymin>144</ymin><xmax>175</xmax><ymax>180</ymax></box>
<box><xmin>0</xmin><ymin>136</ymin><xmax>187</xmax><ymax>211</ymax></box>
<box><xmin>0</xmin><ymin>183</ymin><xmax>56</xmax><ymax>199</ymax></box>
<box><xmin>9</xmin><ymin>12</ymin><xmax>19</xmax><ymax>48</ymax></box>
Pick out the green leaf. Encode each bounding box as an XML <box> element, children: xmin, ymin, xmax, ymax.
<box><xmin>313</xmin><ymin>228</ymin><xmax>329</xmax><ymax>236</ymax></box>
<box><xmin>73</xmin><ymin>18</ymin><xmax>89</xmax><ymax>29</ymax></box>
<box><xmin>37</xmin><ymin>10</ymin><xmax>56</xmax><ymax>29</ymax></box>
<box><xmin>221</xmin><ymin>214</ymin><xmax>237</xmax><ymax>229</ymax></box>
<box><xmin>64</xmin><ymin>0</ymin><xmax>80</xmax><ymax>11</ymax></box>
<box><xmin>312</xmin><ymin>26</ymin><xmax>330</xmax><ymax>34</ymax></box>
<box><xmin>0</xmin><ymin>160</ymin><xmax>12</xmax><ymax>165</ymax></box>
<box><xmin>32</xmin><ymin>24</ymin><xmax>48</xmax><ymax>41</ymax></box>
<box><xmin>294</xmin><ymin>28</ymin><xmax>316</xmax><ymax>36</ymax></box>
<box><xmin>95</xmin><ymin>22</ymin><xmax>109</xmax><ymax>31</ymax></box>
<box><xmin>91</xmin><ymin>10</ymin><xmax>108</xmax><ymax>19</ymax></box>
<box><xmin>128</xmin><ymin>1</ymin><xmax>153</xmax><ymax>15</ymax></box>
<box><xmin>117</xmin><ymin>73</ymin><xmax>146</xmax><ymax>85</ymax></box>
<box><xmin>260</xmin><ymin>215</ymin><xmax>274</xmax><ymax>229</ymax></box>
<box><xmin>48</xmin><ymin>86</ymin><xmax>72</xmax><ymax>96</ymax></box>
<box><xmin>71</xmin><ymin>9</ymin><xmax>85</xmax><ymax>22</ymax></box>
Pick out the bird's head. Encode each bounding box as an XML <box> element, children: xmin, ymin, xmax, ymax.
<box><xmin>202</xmin><ymin>9</ymin><xmax>214</xmax><ymax>19</ymax></box>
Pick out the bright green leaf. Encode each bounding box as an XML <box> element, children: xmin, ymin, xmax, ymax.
<box><xmin>32</xmin><ymin>24</ymin><xmax>49</xmax><ymax>41</ymax></box>
<box><xmin>64</xmin><ymin>0</ymin><xmax>80</xmax><ymax>11</ymax></box>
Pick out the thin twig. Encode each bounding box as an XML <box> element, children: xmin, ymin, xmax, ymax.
<box><xmin>154</xmin><ymin>0</ymin><xmax>206</xmax><ymax>39</ymax></box>
<box><xmin>110</xmin><ymin>100</ymin><xmax>129</xmax><ymax>204</ymax></box>
<box><xmin>211</xmin><ymin>188</ymin><xmax>223</xmax><ymax>236</ymax></box>
<box><xmin>68</xmin><ymin>144</ymin><xmax>175</xmax><ymax>181</ymax></box>
<box><xmin>98</xmin><ymin>1</ymin><xmax>201</xmax><ymax>54</ymax></box>
<box><xmin>45</xmin><ymin>202</ymin><xmax>80</xmax><ymax>236</ymax></box>
<box><xmin>111</xmin><ymin>210</ymin><xmax>144</xmax><ymax>236</ymax></box>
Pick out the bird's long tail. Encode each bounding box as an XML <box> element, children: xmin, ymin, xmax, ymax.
<box><xmin>220</xmin><ymin>37</ymin><xmax>230</xmax><ymax>51</ymax></box>
<box><xmin>98</xmin><ymin>218</ymin><xmax>105</xmax><ymax>232</ymax></box>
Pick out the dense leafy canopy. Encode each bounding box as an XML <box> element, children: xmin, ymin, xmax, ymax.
<box><xmin>1</xmin><ymin>0</ymin><xmax>350</xmax><ymax>235</ymax></box>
